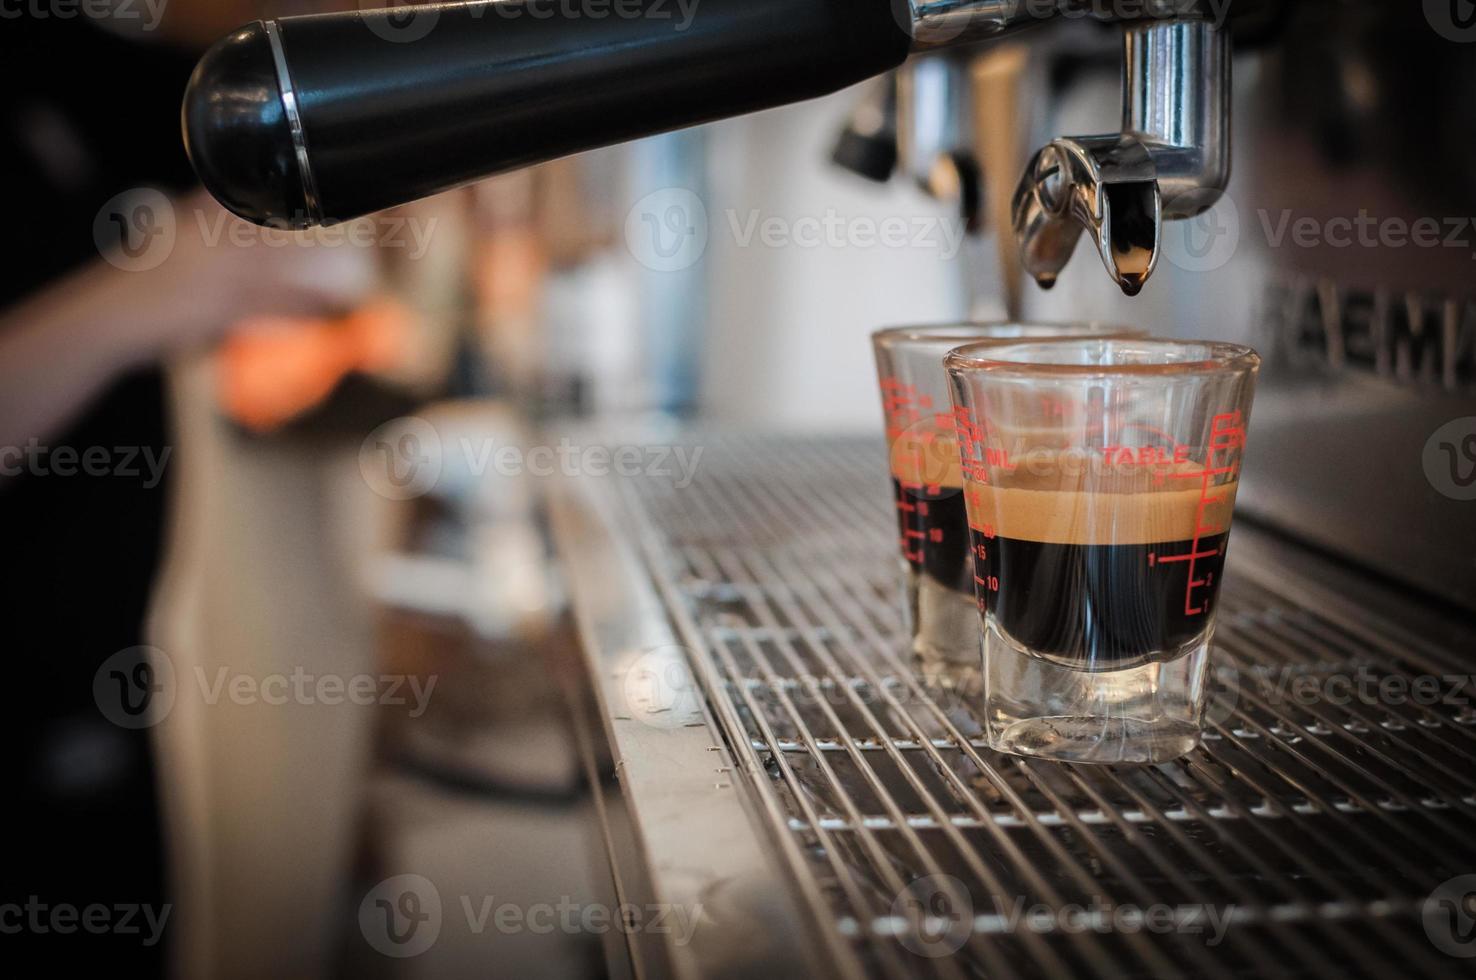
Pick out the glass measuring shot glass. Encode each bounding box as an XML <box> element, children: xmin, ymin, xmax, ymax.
<box><xmin>872</xmin><ymin>322</ymin><xmax>1140</xmax><ymax>667</ymax></box>
<box><xmin>946</xmin><ymin>338</ymin><xmax>1260</xmax><ymax>764</ymax></box>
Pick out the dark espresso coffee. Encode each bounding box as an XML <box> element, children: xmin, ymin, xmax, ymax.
<box><xmin>888</xmin><ymin>429</ymin><xmax>978</xmax><ymax>663</ymax></box>
<box><xmin>892</xmin><ymin>477</ymin><xmax>971</xmax><ymax>594</ymax></box>
<box><xmin>968</xmin><ymin>474</ymin><xmax>1238</xmax><ymax>668</ymax></box>
<box><xmin>889</xmin><ymin>428</ymin><xmax>972</xmax><ymax>594</ymax></box>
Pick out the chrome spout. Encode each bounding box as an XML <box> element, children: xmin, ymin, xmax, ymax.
<box><xmin>1012</xmin><ymin>19</ymin><xmax>1231</xmax><ymax>295</ymax></box>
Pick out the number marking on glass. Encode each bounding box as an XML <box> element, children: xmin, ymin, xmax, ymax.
<box><xmin>1145</xmin><ymin>411</ymin><xmax>1245</xmax><ymax>616</ymax></box>
<box><xmin>886</xmin><ymin>376</ymin><xmax>966</xmax><ymax>567</ymax></box>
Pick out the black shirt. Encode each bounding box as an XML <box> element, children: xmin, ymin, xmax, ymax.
<box><xmin>2</xmin><ymin>17</ymin><xmax>199</xmax><ymax>975</ymax></box>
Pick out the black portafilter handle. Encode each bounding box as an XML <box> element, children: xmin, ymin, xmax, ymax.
<box><xmin>182</xmin><ymin>0</ymin><xmax>914</xmax><ymax>228</ymax></box>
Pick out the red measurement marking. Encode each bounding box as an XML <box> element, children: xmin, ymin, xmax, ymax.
<box><xmin>1148</xmin><ymin>411</ymin><xmax>1245</xmax><ymax>616</ymax></box>
<box><xmin>1102</xmin><ymin>444</ymin><xmax>1191</xmax><ymax>467</ymax></box>
<box><xmin>1165</xmin><ymin>465</ymin><xmax>1236</xmax><ymax>480</ymax></box>
<box><xmin>962</xmin><ymin>460</ymin><xmax>990</xmax><ymax>483</ymax></box>
<box><xmin>967</xmin><ymin>521</ymin><xmax>995</xmax><ymax>539</ymax></box>
<box><xmin>951</xmin><ymin>406</ymin><xmax>982</xmax><ymax>443</ymax></box>
<box><xmin>1174</xmin><ymin>413</ymin><xmax>1245</xmax><ymax>613</ymax></box>
<box><xmin>881</xmin><ymin>377</ymin><xmax>927</xmax><ymax>433</ymax></box>
<box><xmin>1150</xmin><ymin>548</ymin><xmax>1222</xmax><ymax>565</ymax></box>
<box><xmin>1210</xmin><ymin>414</ymin><xmax>1246</xmax><ymax>450</ymax></box>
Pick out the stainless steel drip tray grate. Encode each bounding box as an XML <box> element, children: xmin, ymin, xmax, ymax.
<box><xmin>603</xmin><ymin>434</ymin><xmax>1476</xmax><ymax>979</ymax></box>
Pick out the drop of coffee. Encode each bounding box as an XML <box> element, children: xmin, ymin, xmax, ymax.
<box><xmin>1104</xmin><ymin>181</ymin><xmax>1158</xmax><ymax>296</ymax></box>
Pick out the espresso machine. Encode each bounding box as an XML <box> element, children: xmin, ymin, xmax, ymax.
<box><xmin>183</xmin><ymin>0</ymin><xmax>1237</xmax><ymax>290</ymax></box>
<box><xmin>182</xmin><ymin>3</ymin><xmax>1476</xmax><ymax>977</ymax></box>
<box><xmin>181</xmin><ymin>0</ymin><xmax>1474</xmax><ymax>610</ymax></box>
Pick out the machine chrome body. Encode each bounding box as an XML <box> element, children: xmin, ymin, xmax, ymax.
<box><xmin>908</xmin><ymin>0</ymin><xmax>1053</xmax><ymax>49</ymax></box>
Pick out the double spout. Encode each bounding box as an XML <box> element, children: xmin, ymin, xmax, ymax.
<box><xmin>1012</xmin><ymin>20</ymin><xmax>1231</xmax><ymax>295</ymax></box>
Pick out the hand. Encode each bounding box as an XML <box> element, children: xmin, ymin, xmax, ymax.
<box><xmin>0</xmin><ymin>191</ymin><xmax>379</xmax><ymax>449</ymax></box>
<box><xmin>123</xmin><ymin>192</ymin><xmax>380</xmax><ymax>363</ymax></box>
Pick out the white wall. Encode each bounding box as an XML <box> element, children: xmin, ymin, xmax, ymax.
<box><xmin>697</xmin><ymin>88</ymin><xmax>971</xmax><ymax>433</ymax></box>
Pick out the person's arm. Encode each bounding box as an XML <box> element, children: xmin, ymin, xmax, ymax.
<box><xmin>0</xmin><ymin>194</ymin><xmax>376</xmax><ymax>451</ymax></box>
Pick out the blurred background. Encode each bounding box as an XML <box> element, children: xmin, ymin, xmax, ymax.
<box><xmin>4</xmin><ymin>1</ymin><xmax>1475</xmax><ymax>978</ymax></box>
<box><xmin>2</xmin><ymin>4</ymin><xmax>969</xmax><ymax>979</ymax></box>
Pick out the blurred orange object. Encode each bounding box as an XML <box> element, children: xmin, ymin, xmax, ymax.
<box><xmin>216</xmin><ymin>295</ymin><xmax>415</xmax><ymax>432</ymax></box>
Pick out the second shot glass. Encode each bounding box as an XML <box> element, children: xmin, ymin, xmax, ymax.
<box><xmin>872</xmin><ymin>322</ymin><xmax>1138</xmax><ymax>667</ymax></box>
